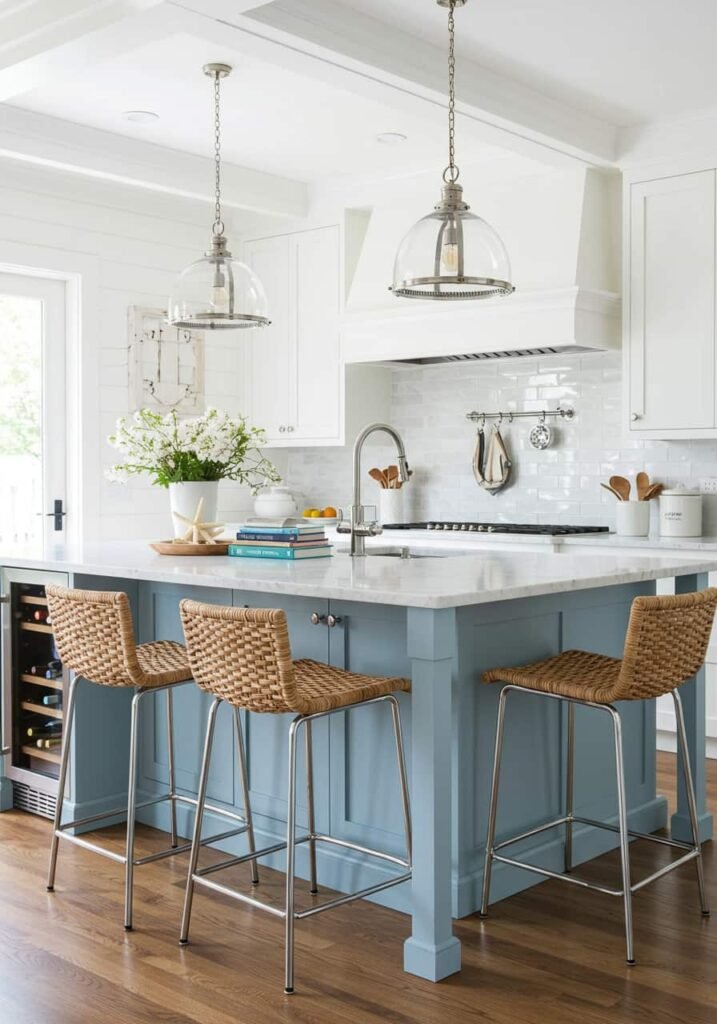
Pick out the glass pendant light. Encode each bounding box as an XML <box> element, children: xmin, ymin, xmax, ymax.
<box><xmin>391</xmin><ymin>0</ymin><xmax>515</xmax><ymax>300</ymax></box>
<box><xmin>168</xmin><ymin>64</ymin><xmax>270</xmax><ymax>330</ymax></box>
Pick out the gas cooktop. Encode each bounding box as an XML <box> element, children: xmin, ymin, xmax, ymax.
<box><xmin>383</xmin><ymin>522</ymin><xmax>610</xmax><ymax>536</ymax></box>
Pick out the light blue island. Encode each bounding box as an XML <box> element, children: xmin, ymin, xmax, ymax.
<box><xmin>1</xmin><ymin>541</ymin><xmax>715</xmax><ymax>981</ymax></box>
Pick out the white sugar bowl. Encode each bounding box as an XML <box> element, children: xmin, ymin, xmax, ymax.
<box><xmin>253</xmin><ymin>486</ymin><xmax>297</xmax><ymax>518</ymax></box>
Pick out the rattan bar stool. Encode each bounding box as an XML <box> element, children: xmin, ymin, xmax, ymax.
<box><xmin>479</xmin><ymin>588</ymin><xmax>717</xmax><ymax>964</ymax></box>
<box><xmin>45</xmin><ymin>586</ymin><xmax>258</xmax><ymax>931</ymax></box>
<box><xmin>178</xmin><ymin>599</ymin><xmax>412</xmax><ymax>994</ymax></box>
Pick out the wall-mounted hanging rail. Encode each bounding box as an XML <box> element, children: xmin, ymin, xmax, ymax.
<box><xmin>466</xmin><ymin>406</ymin><xmax>575</xmax><ymax>424</ymax></box>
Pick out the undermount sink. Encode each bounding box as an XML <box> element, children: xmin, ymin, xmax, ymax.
<box><xmin>337</xmin><ymin>546</ymin><xmax>447</xmax><ymax>559</ymax></box>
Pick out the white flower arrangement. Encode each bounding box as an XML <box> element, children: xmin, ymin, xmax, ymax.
<box><xmin>107</xmin><ymin>408</ymin><xmax>280</xmax><ymax>494</ymax></box>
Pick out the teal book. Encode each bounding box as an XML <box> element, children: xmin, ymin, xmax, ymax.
<box><xmin>228</xmin><ymin>544</ymin><xmax>333</xmax><ymax>560</ymax></box>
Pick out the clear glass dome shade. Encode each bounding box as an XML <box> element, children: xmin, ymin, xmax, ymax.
<box><xmin>392</xmin><ymin>188</ymin><xmax>514</xmax><ymax>300</ymax></box>
<box><xmin>168</xmin><ymin>241</ymin><xmax>270</xmax><ymax>330</ymax></box>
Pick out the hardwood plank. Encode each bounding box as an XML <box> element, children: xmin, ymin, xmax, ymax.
<box><xmin>0</xmin><ymin>751</ymin><xmax>713</xmax><ymax>1023</ymax></box>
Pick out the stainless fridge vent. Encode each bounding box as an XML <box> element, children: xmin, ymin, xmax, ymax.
<box><xmin>391</xmin><ymin>345</ymin><xmax>587</xmax><ymax>364</ymax></box>
<box><xmin>13</xmin><ymin>781</ymin><xmax>57</xmax><ymax>819</ymax></box>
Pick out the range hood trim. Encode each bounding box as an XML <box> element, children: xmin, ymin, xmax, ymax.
<box><xmin>341</xmin><ymin>286</ymin><xmax>621</xmax><ymax>364</ymax></box>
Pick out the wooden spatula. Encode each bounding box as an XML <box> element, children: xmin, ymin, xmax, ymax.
<box><xmin>386</xmin><ymin>465</ymin><xmax>399</xmax><ymax>489</ymax></box>
<box><xmin>601</xmin><ymin>482</ymin><xmax>623</xmax><ymax>500</ymax></box>
<box><xmin>369</xmin><ymin>467</ymin><xmax>388</xmax><ymax>489</ymax></box>
<box><xmin>609</xmin><ymin>475</ymin><xmax>631</xmax><ymax>501</ymax></box>
<box><xmin>636</xmin><ymin>471</ymin><xmax>650</xmax><ymax>501</ymax></box>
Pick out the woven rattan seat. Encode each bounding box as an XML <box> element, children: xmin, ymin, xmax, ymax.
<box><xmin>46</xmin><ymin>586</ymin><xmax>191</xmax><ymax>688</ymax></box>
<box><xmin>293</xmin><ymin>659</ymin><xmax>410</xmax><ymax>713</ymax></box>
<box><xmin>180</xmin><ymin>600</ymin><xmax>410</xmax><ymax>713</ymax></box>
<box><xmin>482</xmin><ymin>590</ymin><xmax>717</xmax><ymax>703</ymax></box>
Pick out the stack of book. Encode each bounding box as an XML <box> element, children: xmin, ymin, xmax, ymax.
<box><xmin>228</xmin><ymin>517</ymin><xmax>333</xmax><ymax>560</ymax></box>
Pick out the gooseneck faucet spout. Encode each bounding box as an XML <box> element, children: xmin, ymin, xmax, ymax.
<box><xmin>337</xmin><ymin>423</ymin><xmax>411</xmax><ymax>557</ymax></box>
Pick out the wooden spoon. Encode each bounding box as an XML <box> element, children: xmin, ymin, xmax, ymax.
<box><xmin>369</xmin><ymin>467</ymin><xmax>388</xmax><ymax>489</ymax></box>
<box><xmin>609</xmin><ymin>475</ymin><xmax>631</xmax><ymax>501</ymax></box>
<box><xmin>636</xmin><ymin>471</ymin><xmax>650</xmax><ymax>501</ymax></box>
<box><xmin>643</xmin><ymin>483</ymin><xmax>663</xmax><ymax>501</ymax></box>
<box><xmin>601</xmin><ymin>482</ymin><xmax>624</xmax><ymax>500</ymax></box>
<box><xmin>386</xmin><ymin>465</ymin><xmax>399</xmax><ymax>489</ymax></box>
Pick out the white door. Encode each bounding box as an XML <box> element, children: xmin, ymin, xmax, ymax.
<box><xmin>291</xmin><ymin>227</ymin><xmax>341</xmax><ymax>441</ymax></box>
<box><xmin>629</xmin><ymin>171</ymin><xmax>716</xmax><ymax>433</ymax></box>
<box><xmin>0</xmin><ymin>272</ymin><xmax>66</xmax><ymax>545</ymax></box>
<box><xmin>243</xmin><ymin>236</ymin><xmax>291</xmax><ymax>443</ymax></box>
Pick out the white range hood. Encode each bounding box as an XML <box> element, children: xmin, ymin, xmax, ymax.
<box><xmin>341</xmin><ymin>167</ymin><xmax>621</xmax><ymax>364</ymax></box>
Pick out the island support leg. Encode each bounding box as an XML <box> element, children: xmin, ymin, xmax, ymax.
<box><xmin>403</xmin><ymin>606</ymin><xmax>461</xmax><ymax>981</ymax></box>
<box><xmin>672</xmin><ymin>573</ymin><xmax>713</xmax><ymax>844</ymax></box>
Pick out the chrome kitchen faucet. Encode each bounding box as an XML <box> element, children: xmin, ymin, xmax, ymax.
<box><xmin>337</xmin><ymin>423</ymin><xmax>411</xmax><ymax>556</ymax></box>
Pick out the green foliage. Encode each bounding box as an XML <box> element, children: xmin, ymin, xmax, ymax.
<box><xmin>0</xmin><ymin>296</ymin><xmax>42</xmax><ymax>458</ymax></box>
<box><xmin>108</xmin><ymin>408</ymin><xmax>281</xmax><ymax>493</ymax></box>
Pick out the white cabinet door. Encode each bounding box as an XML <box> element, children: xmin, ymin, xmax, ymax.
<box><xmin>290</xmin><ymin>227</ymin><xmax>341</xmax><ymax>442</ymax></box>
<box><xmin>629</xmin><ymin>171</ymin><xmax>716</xmax><ymax>434</ymax></box>
<box><xmin>243</xmin><ymin>235</ymin><xmax>291</xmax><ymax>443</ymax></box>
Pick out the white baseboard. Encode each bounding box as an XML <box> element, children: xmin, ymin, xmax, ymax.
<box><xmin>657</xmin><ymin>728</ymin><xmax>717</xmax><ymax>759</ymax></box>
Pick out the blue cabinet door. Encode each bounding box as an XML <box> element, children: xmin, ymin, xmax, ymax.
<box><xmin>326</xmin><ymin>600</ymin><xmax>412</xmax><ymax>858</ymax></box>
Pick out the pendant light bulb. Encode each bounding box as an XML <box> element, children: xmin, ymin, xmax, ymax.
<box><xmin>391</xmin><ymin>0</ymin><xmax>514</xmax><ymax>300</ymax></box>
<box><xmin>168</xmin><ymin>64</ymin><xmax>270</xmax><ymax>330</ymax></box>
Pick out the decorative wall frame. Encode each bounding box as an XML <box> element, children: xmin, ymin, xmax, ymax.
<box><xmin>128</xmin><ymin>306</ymin><xmax>204</xmax><ymax>414</ymax></box>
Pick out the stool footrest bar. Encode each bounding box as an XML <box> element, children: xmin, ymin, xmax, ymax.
<box><xmin>493</xmin><ymin>815</ymin><xmax>570</xmax><ymax>852</ymax></box>
<box><xmin>193</xmin><ymin>875</ymin><xmax>286</xmax><ymax>918</ymax></box>
<box><xmin>572</xmin><ymin>816</ymin><xmax>694</xmax><ymax>851</ymax></box>
<box><xmin>55</xmin><ymin>831</ymin><xmax>127</xmax><ymax>865</ymax></box>
<box><xmin>195</xmin><ymin>836</ymin><xmax>311</xmax><ymax>879</ymax></box>
<box><xmin>491</xmin><ymin>852</ymin><xmax>623</xmax><ymax>896</ymax></box>
<box><xmin>295</xmin><ymin>871</ymin><xmax>412</xmax><ymax>919</ymax></box>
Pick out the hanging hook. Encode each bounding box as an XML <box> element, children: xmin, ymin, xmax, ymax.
<box><xmin>498</xmin><ymin>412</ymin><xmax>503</xmax><ymax>427</ymax></box>
<box><xmin>481</xmin><ymin>413</ymin><xmax>486</xmax><ymax>429</ymax></box>
<box><xmin>541</xmin><ymin>410</ymin><xmax>546</xmax><ymax>423</ymax></box>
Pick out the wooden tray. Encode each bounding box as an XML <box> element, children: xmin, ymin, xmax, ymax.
<box><xmin>150</xmin><ymin>540</ymin><xmax>231</xmax><ymax>556</ymax></box>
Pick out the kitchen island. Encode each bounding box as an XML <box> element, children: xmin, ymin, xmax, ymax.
<box><xmin>1</xmin><ymin>541</ymin><xmax>716</xmax><ymax>982</ymax></box>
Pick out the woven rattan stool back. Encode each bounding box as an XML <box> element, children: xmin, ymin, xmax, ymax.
<box><xmin>46</xmin><ymin>585</ymin><xmax>147</xmax><ymax>688</ymax></box>
<box><xmin>614</xmin><ymin>588</ymin><xmax>717</xmax><ymax>701</ymax></box>
<box><xmin>180</xmin><ymin>600</ymin><xmax>297</xmax><ymax>713</ymax></box>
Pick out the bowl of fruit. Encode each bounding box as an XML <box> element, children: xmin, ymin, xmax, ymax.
<box><xmin>303</xmin><ymin>506</ymin><xmax>339</xmax><ymax>526</ymax></box>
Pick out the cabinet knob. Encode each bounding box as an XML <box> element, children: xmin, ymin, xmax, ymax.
<box><xmin>310</xmin><ymin>612</ymin><xmax>326</xmax><ymax>625</ymax></box>
<box><xmin>279</xmin><ymin>425</ymin><xmax>286</xmax><ymax>433</ymax></box>
<box><xmin>631</xmin><ymin>413</ymin><xmax>642</xmax><ymax>422</ymax></box>
<box><xmin>327</xmin><ymin>614</ymin><xmax>342</xmax><ymax>628</ymax></box>
<box><xmin>287</xmin><ymin>425</ymin><xmax>295</xmax><ymax>433</ymax></box>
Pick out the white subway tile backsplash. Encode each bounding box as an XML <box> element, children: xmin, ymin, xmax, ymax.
<box><xmin>282</xmin><ymin>351</ymin><xmax>717</xmax><ymax>528</ymax></box>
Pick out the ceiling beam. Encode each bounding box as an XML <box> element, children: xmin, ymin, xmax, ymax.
<box><xmin>0</xmin><ymin>104</ymin><xmax>308</xmax><ymax>218</ymax></box>
<box><xmin>218</xmin><ymin>0</ymin><xmax>618</xmax><ymax>168</ymax></box>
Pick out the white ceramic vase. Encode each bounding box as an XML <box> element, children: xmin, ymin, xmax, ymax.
<box><xmin>168</xmin><ymin>481</ymin><xmax>219</xmax><ymax>539</ymax></box>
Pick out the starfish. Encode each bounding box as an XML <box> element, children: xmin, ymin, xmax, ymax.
<box><xmin>172</xmin><ymin>497</ymin><xmax>225</xmax><ymax>544</ymax></box>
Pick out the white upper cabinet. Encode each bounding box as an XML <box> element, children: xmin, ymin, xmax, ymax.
<box><xmin>243</xmin><ymin>224</ymin><xmax>389</xmax><ymax>447</ymax></box>
<box><xmin>627</xmin><ymin>169</ymin><xmax>717</xmax><ymax>437</ymax></box>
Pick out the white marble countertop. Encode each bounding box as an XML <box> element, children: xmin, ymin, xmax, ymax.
<box><xmin>2</xmin><ymin>540</ymin><xmax>717</xmax><ymax>609</ymax></box>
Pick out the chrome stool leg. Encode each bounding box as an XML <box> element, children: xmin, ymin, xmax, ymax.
<box><xmin>47</xmin><ymin>672</ymin><xmax>80</xmax><ymax>892</ymax></box>
<box><xmin>180</xmin><ymin>697</ymin><xmax>221</xmax><ymax>944</ymax></box>
<box><xmin>608</xmin><ymin>706</ymin><xmax>634</xmax><ymax>964</ymax></box>
<box><xmin>565</xmin><ymin>701</ymin><xmax>575</xmax><ymax>872</ymax></box>
<box><xmin>305</xmin><ymin>719</ymin><xmax>318</xmax><ymax>895</ymax></box>
<box><xmin>167</xmin><ymin>688</ymin><xmax>178</xmax><ymax>849</ymax></box>
<box><xmin>285</xmin><ymin>717</ymin><xmax>301</xmax><ymax>994</ymax></box>
<box><xmin>124</xmin><ymin>688</ymin><xmax>144</xmax><ymax>931</ymax></box>
<box><xmin>387</xmin><ymin>695</ymin><xmax>412</xmax><ymax>863</ymax></box>
<box><xmin>233</xmin><ymin>707</ymin><xmax>259</xmax><ymax>885</ymax></box>
<box><xmin>480</xmin><ymin>685</ymin><xmax>511</xmax><ymax>917</ymax></box>
<box><xmin>673</xmin><ymin>690</ymin><xmax>710</xmax><ymax>916</ymax></box>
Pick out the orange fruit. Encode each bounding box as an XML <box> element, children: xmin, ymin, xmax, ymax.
<box><xmin>322</xmin><ymin>506</ymin><xmax>338</xmax><ymax>518</ymax></box>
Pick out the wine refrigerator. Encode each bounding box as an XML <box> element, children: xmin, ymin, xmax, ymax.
<box><xmin>1</xmin><ymin>567</ymin><xmax>69</xmax><ymax>818</ymax></box>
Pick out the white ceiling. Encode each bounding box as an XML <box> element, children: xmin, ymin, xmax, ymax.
<box><xmin>11</xmin><ymin>30</ymin><xmax>516</xmax><ymax>183</ymax></box>
<box><xmin>332</xmin><ymin>0</ymin><xmax>717</xmax><ymax>127</ymax></box>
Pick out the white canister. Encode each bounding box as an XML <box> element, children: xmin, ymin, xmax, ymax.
<box><xmin>253</xmin><ymin>486</ymin><xmax>297</xmax><ymax>519</ymax></box>
<box><xmin>379</xmin><ymin>489</ymin><xmax>404</xmax><ymax>526</ymax></box>
<box><xmin>659</xmin><ymin>489</ymin><xmax>703</xmax><ymax>537</ymax></box>
<box><xmin>615</xmin><ymin>500</ymin><xmax>650</xmax><ymax>537</ymax></box>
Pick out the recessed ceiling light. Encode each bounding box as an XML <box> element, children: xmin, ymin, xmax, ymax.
<box><xmin>123</xmin><ymin>110</ymin><xmax>159</xmax><ymax>123</ymax></box>
<box><xmin>376</xmin><ymin>131</ymin><xmax>408</xmax><ymax>145</ymax></box>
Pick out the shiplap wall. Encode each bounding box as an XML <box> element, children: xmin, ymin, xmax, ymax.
<box><xmin>0</xmin><ymin>160</ymin><xmax>273</xmax><ymax>541</ymax></box>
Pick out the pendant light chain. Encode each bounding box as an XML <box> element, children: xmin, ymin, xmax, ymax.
<box><xmin>444</xmin><ymin>0</ymin><xmax>459</xmax><ymax>185</ymax></box>
<box><xmin>212</xmin><ymin>70</ymin><xmax>224</xmax><ymax>237</ymax></box>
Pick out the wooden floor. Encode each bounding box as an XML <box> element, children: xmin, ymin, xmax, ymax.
<box><xmin>1</xmin><ymin>751</ymin><xmax>716</xmax><ymax>1024</ymax></box>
